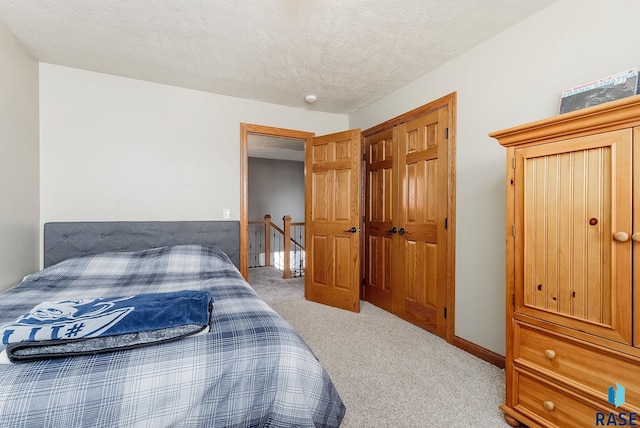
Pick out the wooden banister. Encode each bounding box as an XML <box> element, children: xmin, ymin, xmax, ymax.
<box><xmin>249</xmin><ymin>214</ymin><xmax>305</xmax><ymax>278</ymax></box>
<box><xmin>269</xmin><ymin>222</ymin><xmax>285</xmax><ymax>235</ymax></box>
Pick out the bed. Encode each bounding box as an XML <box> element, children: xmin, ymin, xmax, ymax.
<box><xmin>0</xmin><ymin>221</ymin><xmax>345</xmax><ymax>427</ymax></box>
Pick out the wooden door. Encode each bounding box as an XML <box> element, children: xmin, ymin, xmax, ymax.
<box><xmin>514</xmin><ymin>129</ymin><xmax>632</xmax><ymax>344</ymax></box>
<box><xmin>396</xmin><ymin>108</ymin><xmax>449</xmax><ymax>337</ymax></box>
<box><xmin>305</xmin><ymin>129</ymin><xmax>361</xmax><ymax>312</ymax></box>
<box><xmin>364</xmin><ymin>128</ymin><xmax>398</xmax><ymax>312</ymax></box>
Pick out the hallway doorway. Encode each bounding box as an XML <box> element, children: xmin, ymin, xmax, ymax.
<box><xmin>239</xmin><ymin>124</ymin><xmax>314</xmax><ymax>279</ymax></box>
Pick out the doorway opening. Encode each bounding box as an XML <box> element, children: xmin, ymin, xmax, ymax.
<box><xmin>239</xmin><ymin>124</ymin><xmax>314</xmax><ymax>279</ymax></box>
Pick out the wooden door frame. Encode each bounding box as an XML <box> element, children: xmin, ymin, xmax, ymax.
<box><xmin>239</xmin><ymin>123</ymin><xmax>315</xmax><ymax>279</ymax></box>
<box><xmin>361</xmin><ymin>92</ymin><xmax>457</xmax><ymax>344</ymax></box>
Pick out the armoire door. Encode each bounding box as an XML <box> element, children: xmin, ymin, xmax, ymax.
<box><xmin>514</xmin><ymin>129</ymin><xmax>632</xmax><ymax>344</ymax></box>
<box><xmin>305</xmin><ymin>129</ymin><xmax>362</xmax><ymax>313</ymax></box>
<box><xmin>635</xmin><ymin>127</ymin><xmax>640</xmax><ymax>348</ymax></box>
<box><xmin>396</xmin><ymin>108</ymin><xmax>450</xmax><ymax>337</ymax></box>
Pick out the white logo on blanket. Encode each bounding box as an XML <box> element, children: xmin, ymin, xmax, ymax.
<box><xmin>1</xmin><ymin>297</ymin><xmax>135</xmax><ymax>344</ymax></box>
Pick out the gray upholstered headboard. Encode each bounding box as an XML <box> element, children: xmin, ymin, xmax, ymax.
<box><xmin>44</xmin><ymin>221</ymin><xmax>240</xmax><ymax>269</ymax></box>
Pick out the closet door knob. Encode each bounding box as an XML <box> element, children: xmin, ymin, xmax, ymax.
<box><xmin>398</xmin><ymin>228</ymin><xmax>405</xmax><ymax>235</ymax></box>
<box><xmin>613</xmin><ymin>232</ymin><xmax>630</xmax><ymax>242</ymax></box>
<box><xmin>386</xmin><ymin>227</ymin><xmax>397</xmax><ymax>233</ymax></box>
<box><xmin>344</xmin><ymin>227</ymin><xmax>358</xmax><ymax>233</ymax></box>
<box><xmin>543</xmin><ymin>401</ymin><xmax>555</xmax><ymax>411</ymax></box>
<box><xmin>544</xmin><ymin>349</ymin><xmax>556</xmax><ymax>360</ymax></box>
<box><xmin>632</xmin><ymin>233</ymin><xmax>640</xmax><ymax>242</ymax></box>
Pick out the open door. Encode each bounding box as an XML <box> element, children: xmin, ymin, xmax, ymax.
<box><xmin>305</xmin><ymin>129</ymin><xmax>361</xmax><ymax>312</ymax></box>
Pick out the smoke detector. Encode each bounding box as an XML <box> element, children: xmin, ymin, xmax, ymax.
<box><xmin>304</xmin><ymin>94</ymin><xmax>318</xmax><ymax>104</ymax></box>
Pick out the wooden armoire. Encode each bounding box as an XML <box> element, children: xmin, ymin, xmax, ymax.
<box><xmin>491</xmin><ymin>95</ymin><xmax>640</xmax><ymax>427</ymax></box>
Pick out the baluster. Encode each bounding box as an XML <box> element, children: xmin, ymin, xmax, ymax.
<box><xmin>293</xmin><ymin>224</ymin><xmax>297</xmax><ymax>277</ymax></box>
<box><xmin>273</xmin><ymin>227</ymin><xmax>279</xmax><ymax>271</ymax></box>
<box><xmin>264</xmin><ymin>214</ymin><xmax>271</xmax><ymax>267</ymax></box>
<box><xmin>297</xmin><ymin>224</ymin><xmax>303</xmax><ymax>277</ymax></box>
<box><xmin>249</xmin><ymin>223</ymin><xmax>254</xmax><ymax>267</ymax></box>
<box><xmin>283</xmin><ymin>215</ymin><xmax>291</xmax><ymax>278</ymax></box>
<box><xmin>256</xmin><ymin>223</ymin><xmax>262</xmax><ymax>267</ymax></box>
<box><xmin>258</xmin><ymin>223</ymin><xmax>263</xmax><ymax>266</ymax></box>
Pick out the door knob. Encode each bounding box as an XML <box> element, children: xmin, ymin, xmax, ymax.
<box><xmin>614</xmin><ymin>231</ymin><xmax>630</xmax><ymax>242</ymax></box>
<box><xmin>398</xmin><ymin>228</ymin><xmax>405</xmax><ymax>235</ymax></box>
<box><xmin>632</xmin><ymin>233</ymin><xmax>640</xmax><ymax>242</ymax></box>
<box><xmin>344</xmin><ymin>227</ymin><xmax>357</xmax><ymax>233</ymax></box>
<box><xmin>386</xmin><ymin>227</ymin><xmax>397</xmax><ymax>233</ymax></box>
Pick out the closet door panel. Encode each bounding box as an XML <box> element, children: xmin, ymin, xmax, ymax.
<box><xmin>364</xmin><ymin>129</ymin><xmax>397</xmax><ymax>311</ymax></box>
<box><xmin>397</xmin><ymin>108</ymin><xmax>449</xmax><ymax>336</ymax></box>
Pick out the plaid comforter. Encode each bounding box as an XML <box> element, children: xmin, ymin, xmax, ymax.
<box><xmin>0</xmin><ymin>245</ymin><xmax>345</xmax><ymax>427</ymax></box>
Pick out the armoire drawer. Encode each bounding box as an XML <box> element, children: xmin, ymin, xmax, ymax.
<box><xmin>515</xmin><ymin>322</ymin><xmax>640</xmax><ymax>409</ymax></box>
<box><xmin>514</xmin><ymin>370</ymin><xmax>610</xmax><ymax>428</ymax></box>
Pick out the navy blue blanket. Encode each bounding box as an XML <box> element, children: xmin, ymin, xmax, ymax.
<box><xmin>1</xmin><ymin>290</ymin><xmax>213</xmax><ymax>362</ymax></box>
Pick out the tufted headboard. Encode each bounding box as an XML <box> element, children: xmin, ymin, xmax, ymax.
<box><xmin>44</xmin><ymin>221</ymin><xmax>240</xmax><ymax>269</ymax></box>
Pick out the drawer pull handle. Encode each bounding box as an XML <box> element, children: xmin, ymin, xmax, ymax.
<box><xmin>544</xmin><ymin>349</ymin><xmax>556</xmax><ymax>359</ymax></box>
<box><xmin>614</xmin><ymin>231</ymin><xmax>630</xmax><ymax>242</ymax></box>
<box><xmin>543</xmin><ymin>401</ymin><xmax>555</xmax><ymax>411</ymax></box>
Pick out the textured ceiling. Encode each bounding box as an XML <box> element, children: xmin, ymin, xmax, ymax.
<box><xmin>0</xmin><ymin>0</ymin><xmax>558</xmax><ymax>114</ymax></box>
<box><xmin>248</xmin><ymin>135</ymin><xmax>305</xmax><ymax>162</ymax></box>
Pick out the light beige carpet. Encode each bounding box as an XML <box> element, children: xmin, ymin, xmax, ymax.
<box><xmin>248</xmin><ymin>268</ymin><xmax>508</xmax><ymax>427</ymax></box>
<box><xmin>248</xmin><ymin>267</ymin><xmax>304</xmax><ymax>305</ymax></box>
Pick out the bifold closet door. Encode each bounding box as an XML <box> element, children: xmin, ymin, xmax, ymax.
<box><xmin>364</xmin><ymin>107</ymin><xmax>449</xmax><ymax>339</ymax></box>
<box><xmin>396</xmin><ymin>108</ymin><xmax>449</xmax><ymax>337</ymax></box>
<box><xmin>364</xmin><ymin>128</ymin><xmax>398</xmax><ymax>312</ymax></box>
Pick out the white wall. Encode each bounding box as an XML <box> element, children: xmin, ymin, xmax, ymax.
<box><xmin>248</xmin><ymin>158</ymin><xmax>305</xmax><ymax>224</ymax></box>
<box><xmin>349</xmin><ymin>0</ymin><xmax>640</xmax><ymax>355</ymax></box>
<box><xmin>0</xmin><ymin>22</ymin><xmax>39</xmax><ymax>291</ymax></box>
<box><xmin>39</xmin><ymin>64</ymin><xmax>348</xmax><ymax>227</ymax></box>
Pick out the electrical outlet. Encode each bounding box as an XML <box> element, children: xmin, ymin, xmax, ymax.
<box><xmin>222</xmin><ymin>208</ymin><xmax>230</xmax><ymax>219</ymax></box>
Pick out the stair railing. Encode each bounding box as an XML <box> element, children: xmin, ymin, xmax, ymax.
<box><xmin>248</xmin><ymin>214</ymin><xmax>305</xmax><ymax>278</ymax></box>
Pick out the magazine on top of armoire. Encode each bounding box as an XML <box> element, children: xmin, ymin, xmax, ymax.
<box><xmin>559</xmin><ymin>68</ymin><xmax>639</xmax><ymax>114</ymax></box>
